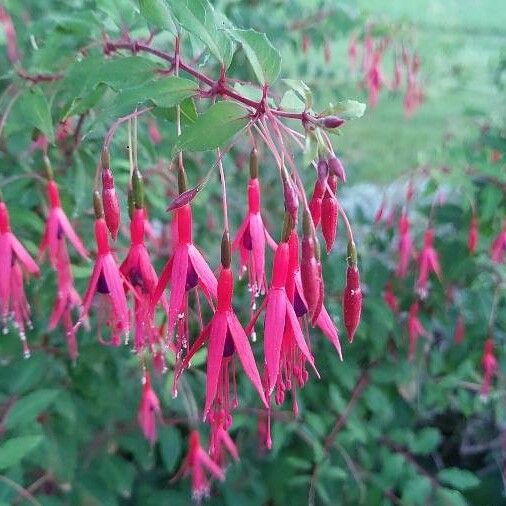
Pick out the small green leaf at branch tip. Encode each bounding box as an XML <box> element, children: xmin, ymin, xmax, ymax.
<box><xmin>229</xmin><ymin>29</ymin><xmax>281</xmax><ymax>85</ymax></box>
<box><xmin>437</xmin><ymin>468</ymin><xmax>480</xmax><ymax>490</ymax></box>
<box><xmin>0</xmin><ymin>435</ymin><xmax>43</xmax><ymax>470</ymax></box>
<box><xmin>173</xmin><ymin>101</ymin><xmax>249</xmax><ymax>154</ymax></box>
<box><xmin>321</xmin><ymin>100</ymin><xmax>366</xmax><ymax>120</ymax></box>
<box><xmin>138</xmin><ymin>0</ymin><xmax>176</xmax><ymax>33</ymax></box>
<box><xmin>19</xmin><ymin>88</ymin><xmax>54</xmax><ymax>143</ymax></box>
<box><xmin>303</xmin><ymin>132</ymin><xmax>318</xmax><ymax>167</ymax></box>
<box><xmin>283</xmin><ymin>79</ymin><xmax>312</xmax><ymax>110</ymax></box>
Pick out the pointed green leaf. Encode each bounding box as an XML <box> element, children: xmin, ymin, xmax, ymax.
<box><xmin>168</xmin><ymin>0</ymin><xmax>234</xmax><ymax>68</ymax></box>
<box><xmin>280</xmin><ymin>90</ymin><xmax>305</xmax><ymax>112</ymax></box>
<box><xmin>19</xmin><ymin>88</ymin><xmax>54</xmax><ymax>142</ymax></box>
<box><xmin>173</xmin><ymin>101</ymin><xmax>249</xmax><ymax>153</ymax></box>
<box><xmin>5</xmin><ymin>389</ymin><xmax>60</xmax><ymax>429</ymax></box>
<box><xmin>283</xmin><ymin>79</ymin><xmax>312</xmax><ymax>109</ymax></box>
<box><xmin>0</xmin><ymin>436</ymin><xmax>43</xmax><ymax>470</ymax></box>
<box><xmin>437</xmin><ymin>468</ymin><xmax>480</xmax><ymax>490</ymax></box>
<box><xmin>230</xmin><ymin>29</ymin><xmax>281</xmax><ymax>85</ymax></box>
<box><xmin>138</xmin><ymin>0</ymin><xmax>176</xmax><ymax>32</ymax></box>
<box><xmin>321</xmin><ymin>99</ymin><xmax>366</xmax><ymax>120</ymax></box>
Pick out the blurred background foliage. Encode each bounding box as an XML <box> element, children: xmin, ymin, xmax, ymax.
<box><xmin>0</xmin><ymin>0</ymin><xmax>505</xmax><ymax>505</ymax></box>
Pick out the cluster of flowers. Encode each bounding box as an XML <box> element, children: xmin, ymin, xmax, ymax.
<box><xmin>348</xmin><ymin>27</ymin><xmax>424</xmax><ymax>117</ymax></box>
<box><xmin>0</xmin><ymin>126</ymin><xmax>363</xmax><ymax>497</ymax></box>
<box><xmin>374</xmin><ymin>182</ymin><xmax>505</xmax><ymax>399</ymax></box>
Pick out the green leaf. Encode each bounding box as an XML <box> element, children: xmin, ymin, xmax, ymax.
<box><xmin>230</xmin><ymin>29</ymin><xmax>281</xmax><ymax>85</ymax></box>
<box><xmin>168</xmin><ymin>0</ymin><xmax>235</xmax><ymax>68</ymax></box>
<box><xmin>19</xmin><ymin>88</ymin><xmax>54</xmax><ymax>142</ymax></box>
<box><xmin>280</xmin><ymin>90</ymin><xmax>305</xmax><ymax>112</ymax></box>
<box><xmin>173</xmin><ymin>101</ymin><xmax>249</xmax><ymax>153</ymax></box>
<box><xmin>320</xmin><ymin>99</ymin><xmax>366</xmax><ymax>120</ymax></box>
<box><xmin>303</xmin><ymin>131</ymin><xmax>318</xmax><ymax>166</ymax></box>
<box><xmin>96</xmin><ymin>77</ymin><xmax>198</xmax><ymax>122</ymax></box>
<box><xmin>283</xmin><ymin>79</ymin><xmax>312</xmax><ymax>109</ymax></box>
<box><xmin>408</xmin><ymin>428</ymin><xmax>441</xmax><ymax>455</ymax></box>
<box><xmin>0</xmin><ymin>436</ymin><xmax>43</xmax><ymax>470</ymax></box>
<box><xmin>158</xmin><ymin>426</ymin><xmax>182</xmax><ymax>472</ymax></box>
<box><xmin>437</xmin><ymin>468</ymin><xmax>480</xmax><ymax>490</ymax></box>
<box><xmin>138</xmin><ymin>0</ymin><xmax>176</xmax><ymax>32</ymax></box>
<box><xmin>5</xmin><ymin>389</ymin><xmax>60</xmax><ymax>429</ymax></box>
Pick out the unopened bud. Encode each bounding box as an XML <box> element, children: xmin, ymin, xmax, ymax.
<box><xmin>321</xmin><ymin>116</ymin><xmax>345</xmax><ymax>129</ymax></box>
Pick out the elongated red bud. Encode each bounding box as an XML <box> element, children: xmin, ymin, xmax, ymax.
<box><xmin>282</xmin><ymin>169</ymin><xmax>298</xmax><ymax>221</ymax></box>
<box><xmin>101</xmin><ymin>148</ymin><xmax>120</xmax><ymax>240</ymax></box>
<box><xmin>343</xmin><ymin>241</ymin><xmax>361</xmax><ymax>343</ymax></box>
<box><xmin>321</xmin><ymin>175</ymin><xmax>338</xmax><ymax>252</ymax></box>
<box><xmin>328</xmin><ymin>156</ymin><xmax>346</xmax><ymax>182</ymax></box>
<box><xmin>301</xmin><ymin>211</ymin><xmax>320</xmax><ymax>320</ymax></box>
<box><xmin>309</xmin><ymin>178</ymin><xmax>325</xmax><ymax>226</ymax></box>
<box><xmin>321</xmin><ymin>116</ymin><xmax>345</xmax><ymax>129</ymax></box>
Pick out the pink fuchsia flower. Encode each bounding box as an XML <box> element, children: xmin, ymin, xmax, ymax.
<box><xmin>232</xmin><ymin>149</ymin><xmax>269</xmax><ymax>296</ymax></box>
<box><xmin>152</xmin><ymin>203</ymin><xmax>217</xmax><ymax>341</ymax></box>
<box><xmin>148</xmin><ymin>119</ymin><xmax>162</xmax><ymax>145</ymax></box>
<box><xmin>490</xmin><ymin>221</ymin><xmax>506</xmax><ymax>263</ymax></box>
<box><xmin>177</xmin><ymin>258</ymin><xmax>267</xmax><ymax>423</ymax></box>
<box><xmin>0</xmin><ymin>201</ymin><xmax>40</xmax><ymax>357</ymax></box>
<box><xmin>78</xmin><ymin>194</ymin><xmax>129</xmax><ymax>346</ymax></box>
<box><xmin>39</xmin><ymin>180</ymin><xmax>88</xmax><ymax>267</ymax></box>
<box><xmin>481</xmin><ymin>339</ymin><xmax>497</xmax><ymax>400</ymax></box>
<box><xmin>101</xmin><ymin>149</ymin><xmax>120</xmax><ymax>241</ymax></box>
<box><xmin>137</xmin><ymin>371</ymin><xmax>161</xmax><ymax>444</ymax></box>
<box><xmin>120</xmin><ymin>203</ymin><xmax>166</xmax><ymax>354</ymax></box>
<box><xmin>247</xmin><ymin>239</ymin><xmax>318</xmax><ymax>397</ymax></box>
<box><xmin>396</xmin><ymin>212</ymin><xmax>414</xmax><ymax>278</ymax></box>
<box><xmin>343</xmin><ymin>242</ymin><xmax>362</xmax><ymax>343</ymax></box>
<box><xmin>407</xmin><ymin>302</ymin><xmax>427</xmax><ymax>360</ymax></box>
<box><xmin>321</xmin><ymin>174</ymin><xmax>339</xmax><ymax>253</ymax></box>
<box><xmin>208</xmin><ymin>410</ymin><xmax>239</xmax><ymax>468</ymax></box>
<box><xmin>417</xmin><ymin>227</ymin><xmax>442</xmax><ymax>298</ymax></box>
<box><xmin>366</xmin><ymin>50</ymin><xmax>386</xmax><ymax>109</ymax></box>
<box><xmin>0</xmin><ymin>7</ymin><xmax>19</xmax><ymax>64</ymax></box>
<box><xmin>48</xmin><ymin>240</ymin><xmax>82</xmax><ymax>360</ymax></box>
<box><xmin>383</xmin><ymin>282</ymin><xmax>399</xmax><ymax>314</ymax></box>
<box><xmin>468</xmin><ymin>215</ymin><xmax>479</xmax><ymax>254</ymax></box>
<box><xmin>172</xmin><ymin>430</ymin><xmax>225</xmax><ymax>500</ymax></box>
<box><xmin>55</xmin><ymin>118</ymin><xmax>73</xmax><ymax>144</ymax></box>
<box><xmin>348</xmin><ymin>33</ymin><xmax>358</xmax><ymax>71</ymax></box>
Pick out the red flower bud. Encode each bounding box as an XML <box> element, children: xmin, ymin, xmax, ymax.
<box><xmin>282</xmin><ymin>172</ymin><xmax>298</xmax><ymax>221</ymax></box>
<box><xmin>328</xmin><ymin>156</ymin><xmax>346</xmax><ymax>182</ymax></box>
<box><xmin>301</xmin><ymin>213</ymin><xmax>320</xmax><ymax>320</ymax></box>
<box><xmin>343</xmin><ymin>242</ymin><xmax>361</xmax><ymax>343</ymax></box>
<box><xmin>321</xmin><ymin>116</ymin><xmax>345</xmax><ymax>129</ymax></box>
<box><xmin>101</xmin><ymin>168</ymin><xmax>120</xmax><ymax>240</ymax></box>
<box><xmin>321</xmin><ymin>175</ymin><xmax>338</xmax><ymax>253</ymax></box>
<box><xmin>309</xmin><ymin>178</ymin><xmax>325</xmax><ymax>226</ymax></box>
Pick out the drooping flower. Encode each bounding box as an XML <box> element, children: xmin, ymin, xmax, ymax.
<box><xmin>417</xmin><ymin>227</ymin><xmax>441</xmax><ymax>297</ymax></box>
<box><xmin>481</xmin><ymin>339</ymin><xmax>497</xmax><ymax>400</ymax></box>
<box><xmin>396</xmin><ymin>212</ymin><xmax>413</xmax><ymax>278</ymax></box>
<box><xmin>0</xmin><ymin>201</ymin><xmax>40</xmax><ymax>357</ymax></box>
<box><xmin>137</xmin><ymin>371</ymin><xmax>161</xmax><ymax>444</ymax></box>
<box><xmin>78</xmin><ymin>193</ymin><xmax>129</xmax><ymax>346</ymax></box>
<box><xmin>101</xmin><ymin>149</ymin><xmax>120</xmax><ymax>241</ymax></box>
<box><xmin>490</xmin><ymin>221</ymin><xmax>506</xmax><ymax>263</ymax></box>
<box><xmin>48</xmin><ymin>240</ymin><xmax>82</xmax><ymax>360</ymax></box>
<box><xmin>39</xmin><ymin>179</ymin><xmax>89</xmax><ymax>267</ymax></box>
<box><xmin>208</xmin><ymin>410</ymin><xmax>239</xmax><ymax>468</ymax></box>
<box><xmin>308</xmin><ymin>160</ymin><xmax>327</xmax><ymax>227</ymax></box>
<box><xmin>121</xmin><ymin>172</ymin><xmax>167</xmax><ymax>354</ymax></box>
<box><xmin>467</xmin><ymin>215</ymin><xmax>478</xmax><ymax>254</ymax></box>
<box><xmin>343</xmin><ymin>241</ymin><xmax>362</xmax><ymax>343</ymax></box>
<box><xmin>172</xmin><ymin>430</ymin><xmax>224</xmax><ymax>501</ymax></box>
<box><xmin>177</xmin><ymin>235</ymin><xmax>267</xmax><ymax>423</ymax></box>
<box><xmin>232</xmin><ymin>149</ymin><xmax>269</xmax><ymax>296</ymax></box>
<box><xmin>247</xmin><ymin>232</ymin><xmax>318</xmax><ymax>397</ymax></box>
<box><xmin>321</xmin><ymin>174</ymin><xmax>339</xmax><ymax>253</ymax></box>
<box><xmin>383</xmin><ymin>282</ymin><xmax>399</xmax><ymax>314</ymax></box>
<box><xmin>348</xmin><ymin>33</ymin><xmax>358</xmax><ymax>71</ymax></box>
<box><xmin>152</xmin><ymin>202</ymin><xmax>217</xmax><ymax>357</ymax></box>
<box><xmin>366</xmin><ymin>50</ymin><xmax>386</xmax><ymax>109</ymax></box>
<box><xmin>407</xmin><ymin>302</ymin><xmax>427</xmax><ymax>360</ymax></box>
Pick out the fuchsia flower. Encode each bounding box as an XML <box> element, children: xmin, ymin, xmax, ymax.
<box><xmin>396</xmin><ymin>212</ymin><xmax>413</xmax><ymax>278</ymax></box>
<box><xmin>481</xmin><ymin>339</ymin><xmax>497</xmax><ymax>400</ymax></box>
<box><xmin>321</xmin><ymin>174</ymin><xmax>339</xmax><ymax>253</ymax></box>
<box><xmin>490</xmin><ymin>221</ymin><xmax>506</xmax><ymax>263</ymax></box>
<box><xmin>232</xmin><ymin>149</ymin><xmax>269</xmax><ymax>296</ymax></box>
<box><xmin>137</xmin><ymin>371</ymin><xmax>161</xmax><ymax>444</ymax></box>
<box><xmin>152</xmin><ymin>203</ymin><xmax>217</xmax><ymax>360</ymax></box>
<box><xmin>101</xmin><ymin>150</ymin><xmax>120</xmax><ymax>241</ymax></box>
<box><xmin>417</xmin><ymin>227</ymin><xmax>441</xmax><ymax>297</ymax></box>
<box><xmin>49</xmin><ymin>241</ymin><xmax>82</xmax><ymax>360</ymax></box>
<box><xmin>78</xmin><ymin>195</ymin><xmax>129</xmax><ymax>346</ymax></box>
<box><xmin>343</xmin><ymin>242</ymin><xmax>362</xmax><ymax>343</ymax></box>
<box><xmin>366</xmin><ymin>50</ymin><xmax>386</xmax><ymax>109</ymax></box>
<box><xmin>56</xmin><ymin>118</ymin><xmax>73</xmax><ymax>144</ymax></box>
<box><xmin>348</xmin><ymin>33</ymin><xmax>358</xmax><ymax>71</ymax></box>
<box><xmin>148</xmin><ymin>120</ymin><xmax>162</xmax><ymax>145</ymax></box>
<box><xmin>173</xmin><ymin>430</ymin><xmax>224</xmax><ymax>500</ymax></box>
<box><xmin>208</xmin><ymin>410</ymin><xmax>239</xmax><ymax>468</ymax></box>
<box><xmin>383</xmin><ymin>282</ymin><xmax>399</xmax><ymax>314</ymax></box>
<box><xmin>467</xmin><ymin>216</ymin><xmax>478</xmax><ymax>254</ymax></box>
<box><xmin>39</xmin><ymin>180</ymin><xmax>88</xmax><ymax>267</ymax></box>
<box><xmin>0</xmin><ymin>7</ymin><xmax>19</xmax><ymax>64</ymax></box>
<box><xmin>247</xmin><ymin>238</ymin><xmax>318</xmax><ymax>397</ymax></box>
<box><xmin>177</xmin><ymin>257</ymin><xmax>267</xmax><ymax>423</ymax></box>
<box><xmin>120</xmin><ymin>200</ymin><xmax>166</xmax><ymax>354</ymax></box>
<box><xmin>0</xmin><ymin>202</ymin><xmax>40</xmax><ymax>356</ymax></box>
<box><xmin>407</xmin><ymin>302</ymin><xmax>427</xmax><ymax>360</ymax></box>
